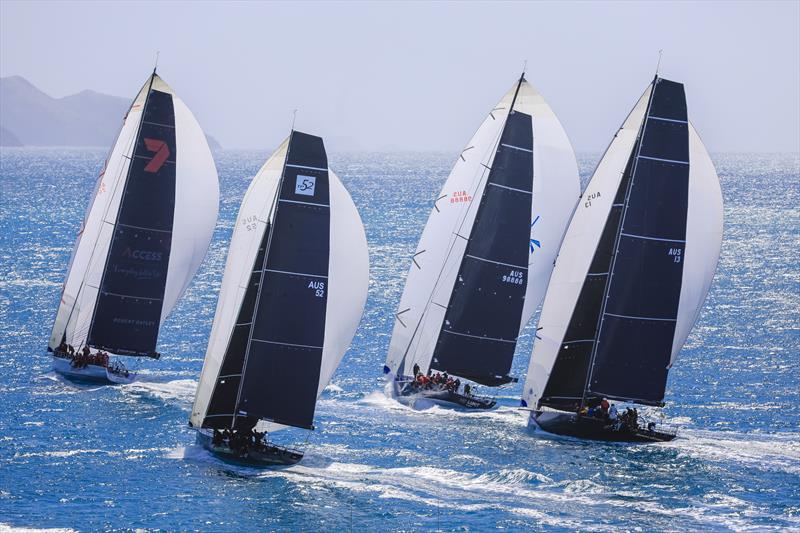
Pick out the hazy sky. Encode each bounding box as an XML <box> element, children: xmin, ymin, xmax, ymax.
<box><xmin>1</xmin><ymin>1</ymin><xmax>798</xmax><ymax>152</ymax></box>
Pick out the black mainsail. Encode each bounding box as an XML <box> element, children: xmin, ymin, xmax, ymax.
<box><xmin>87</xmin><ymin>80</ymin><xmax>177</xmax><ymax>357</ymax></box>
<box><xmin>430</xmin><ymin>101</ymin><xmax>534</xmax><ymax>386</ymax></box>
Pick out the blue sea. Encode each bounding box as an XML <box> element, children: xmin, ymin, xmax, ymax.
<box><xmin>0</xmin><ymin>148</ymin><xmax>798</xmax><ymax>531</ymax></box>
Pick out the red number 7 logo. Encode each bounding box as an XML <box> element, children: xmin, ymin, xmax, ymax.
<box><xmin>143</xmin><ymin>138</ymin><xmax>170</xmax><ymax>173</ymax></box>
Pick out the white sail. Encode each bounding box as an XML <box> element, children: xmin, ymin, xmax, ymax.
<box><xmin>48</xmin><ymin>74</ymin><xmax>218</xmax><ymax>353</ymax></box>
<box><xmin>669</xmin><ymin>123</ymin><xmax>723</xmax><ymax>364</ymax></box>
<box><xmin>521</xmin><ymin>85</ymin><xmax>653</xmax><ymax>408</ymax></box>
<box><xmin>320</xmin><ymin>169</ymin><xmax>369</xmax><ymax>395</ymax></box>
<box><xmin>162</xmin><ymin>90</ymin><xmax>219</xmax><ymax>321</ymax></box>
<box><xmin>385</xmin><ymin>77</ymin><xmax>579</xmax><ymax>378</ymax></box>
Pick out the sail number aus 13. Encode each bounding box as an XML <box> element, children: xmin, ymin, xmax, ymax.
<box><xmin>668</xmin><ymin>248</ymin><xmax>682</xmax><ymax>263</ymax></box>
<box><xmin>502</xmin><ymin>270</ymin><xmax>524</xmax><ymax>285</ymax></box>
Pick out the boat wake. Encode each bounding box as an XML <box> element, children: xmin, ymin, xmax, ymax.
<box><xmin>664</xmin><ymin>428</ymin><xmax>800</xmax><ymax>475</ymax></box>
<box><xmin>120</xmin><ymin>379</ymin><xmax>198</xmax><ymax>407</ymax></box>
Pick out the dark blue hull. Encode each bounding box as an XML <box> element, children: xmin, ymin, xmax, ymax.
<box><xmin>196</xmin><ymin>431</ymin><xmax>303</xmax><ymax>467</ymax></box>
<box><xmin>533</xmin><ymin>411</ymin><xmax>676</xmax><ymax>443</ymax></box>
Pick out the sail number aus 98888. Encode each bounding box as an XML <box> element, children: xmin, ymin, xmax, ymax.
<box><xmin>502</xmin><ymin>270</ymin><xmax>524</xmax><ymax>285</ymax></box>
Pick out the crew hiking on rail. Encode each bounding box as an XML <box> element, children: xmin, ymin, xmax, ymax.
<box><xmin>409</xmin><ymin>363</ymin><xmax>472</xmax><ymax>396</ymax></box>
<box><xmin>577</xmin><ymin>398</ymin><xmax>646</xmax><ymax>433</ymax></box>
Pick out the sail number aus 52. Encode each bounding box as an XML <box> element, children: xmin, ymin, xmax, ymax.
<box><xmin>309</xmin><ymin>280</ymin><xmax>325</xmax><ymax>297</ymax></box>
<box><xmin>668</xmin><ymin>248</ymin><xmax>682</xmax><ymax>263</ymax></box>
<box><xmin>502</xmin><ymin>270</ymin><xmax>524</xmax><ymax>285</ymax></box>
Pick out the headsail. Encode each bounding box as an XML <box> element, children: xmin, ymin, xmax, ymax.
<box><xmin>522</xmin><ymin>76</ymin><xmax>723</xmax><ymax>410</ymax></box>
<box><xmin>48</xmin><ymin>72</ymin><xmax>219</xmax><ymax>357</ymax></box>
<box><xmin>190</xmin><ymin>131</ymin><xmax>368</xmax><ymax>432</ymax></box>
<box><xmin>385</xmin><ymin>75</ymin><xmax>579</xmax><ymax>386</ymax></box>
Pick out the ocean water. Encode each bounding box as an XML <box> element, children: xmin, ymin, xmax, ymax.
<box><xmin>0</xmin><ymin>147</ymin><xmax>798</xmax><ymax>531</ymax></box>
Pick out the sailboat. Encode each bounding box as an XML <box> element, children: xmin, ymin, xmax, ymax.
<box><xmin>521</xmin><ymin>75</ymin><xmax>723</xmax><ymax>442</ymax></box>
<box><xmin>189</xmin><ymin>130</ymin><xmax>368</xmax><ymax>467</ymax></box>
<box><xmin>47</xmin><ymin>70</ymin><xmax>219</xmax><ymax>385</ymax></box>
<box><xmin>383</xmin><ymin>73</ymin><xmax>580</xmax><ymax>410</ymax></box>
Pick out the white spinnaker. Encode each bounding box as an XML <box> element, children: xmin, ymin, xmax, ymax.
<box><xmin>161</xmin><ymin>90</ymin><xmax>219</xmax><ymax>321</ymax></box>
<box><xmin>48</xmin><ymin>79</ymin><xmax>149</xmax><ymax>350</ymax></box>
<box><xmin>190</xmin><ymin>139</ymin><xmax>288</xmax><ymax>429</ymax></box>
<box><xmin>385</xmin><ymin>78</ymin><xmax>579</xmax><ymax>378</ymax></box>
<box><xmin>318</xmin><ymin>169</ymin><xmax>369</xmax><ymax>397</ymax></box>
<box><xmin>669</xmin><ymin>123</ymin><xmax>723</xmax><ymax>363</ymax></box>
<box><xmin>521</xmin><ymin>85</ymin><xmax>653</xmax><ymax>409</ymax></box>
<box><xmin>518</xmin><ymin>82</ymin><xmax>580</xmax><ymax>332</ymax></box>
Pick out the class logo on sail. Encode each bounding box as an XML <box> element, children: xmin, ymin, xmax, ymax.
<box><xmin>295</xmin><ymin>175</ymin><xmax>316</xmax><ymax>196</ymax></box>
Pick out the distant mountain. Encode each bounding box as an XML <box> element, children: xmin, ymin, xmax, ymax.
<box><xmin>0</xmin><ymin>75</ymin><xmax>221</xmax><ymax>149</ymax></box>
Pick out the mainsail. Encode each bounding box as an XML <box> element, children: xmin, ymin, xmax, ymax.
<box><xmin>48</xmin><ymin>72</ymin><xmax>219</xmax><ymax>357</ymax></box>
<box><xmin>384</xmin><ymin>75</ymin><xmax>579</xmax><ymax>386</ymax></box>
<box><xmin>522</xmin><ymin>76</ymin><xmax>723</xmax><ymax>410</ymax></box>
<box><xmin>190</xmin><ymin>131</ymin><xmax>368</xmax><ymax>432</ymax></box>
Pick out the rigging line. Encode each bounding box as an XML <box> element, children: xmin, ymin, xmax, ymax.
<box><xmin>231</xmin><ymin>130</ymin><xmax>293</xmax><ymax>429</ymax></box>
<box><xmin>581</xmin><ymin>77</ymin><xmax>659</xmax><ymax>408</ymax></box>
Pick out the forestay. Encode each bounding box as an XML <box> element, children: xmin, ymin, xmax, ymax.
<box><xmin>48</xmin><ymin>72</ymin><xmax>219</xmax><ymax>357</ymax></box>
<box><xmin>384</xmin><ymin>75</ymin><xmax>579</xmax><ymax>386</ymax></box>
<box><xmin>522</xmin><ymin>76</ymin><xmax>723</xmax><ymax>410</ymax></box>
<box><xmin>191</xmin><ymin>131</ymin><xmax>368</xmax><ymax>433</ymax></box>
